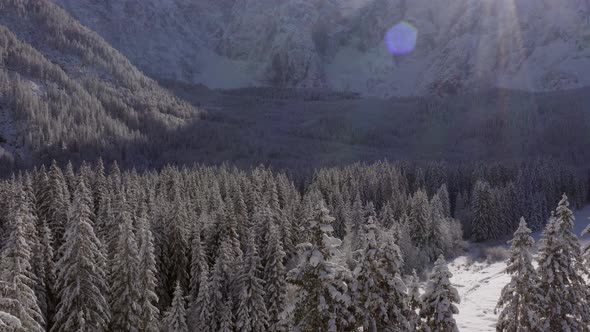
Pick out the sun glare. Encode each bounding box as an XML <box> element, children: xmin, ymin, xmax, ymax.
<box><xmin>384</xmin><ymin>21</ymin><xmax>418</xmax><ymax>56</ymax></box>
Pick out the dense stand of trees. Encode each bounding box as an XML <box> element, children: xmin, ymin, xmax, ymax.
<box><xmin>0</xmin><ymin>159</ymin><xmax>586</xmax><ymax>331</ymax></box>
<box><xmin>496</xmin><ymin>195</ymin><xmax>590</xmax><ymax>331</ymax></box>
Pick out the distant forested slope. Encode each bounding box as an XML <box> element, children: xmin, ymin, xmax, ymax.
<box><xmin>0</xmin><ymin>0</ymin><xmax>198</xmax><ymax>172</ymax></box>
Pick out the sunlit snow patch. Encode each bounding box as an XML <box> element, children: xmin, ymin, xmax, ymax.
<box><xmin>384</xmin><ymin>21</ymin><xmax>418</xmax><ymax>55</ymax></box>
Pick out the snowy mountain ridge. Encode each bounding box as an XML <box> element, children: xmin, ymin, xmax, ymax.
<box><xmin>53</xmin><ymin>0</ymin><xmax>590</xmax><ymax>97</ymax></box>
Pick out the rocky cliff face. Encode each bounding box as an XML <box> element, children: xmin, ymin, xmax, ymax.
<box><xmin>53</xmin><ymin>0</ymin><xmax>590</xmax><ymax>96</ymax></box>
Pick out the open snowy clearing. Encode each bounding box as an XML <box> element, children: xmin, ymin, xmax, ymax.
<box><xmin>451</xmin><ymin>205</ymin><xmax>590</xmax><ymax>331</ymax></box>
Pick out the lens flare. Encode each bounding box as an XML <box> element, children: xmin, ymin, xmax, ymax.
<box><xmin>384</xmin><ymin>21</ymin><xmax>417</xmax><ymax>55</ymax></box>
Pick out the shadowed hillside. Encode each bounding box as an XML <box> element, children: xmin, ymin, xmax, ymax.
<box><xmin>0</xmin><ymin>0</ymin><xmax>198</xmax><ymax>171</ymax></box>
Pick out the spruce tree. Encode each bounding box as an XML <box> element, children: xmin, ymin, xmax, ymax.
<box><xmin>420</xmin><ymin>255</ymin><xmax>460</xmax><ymax>332</ymax></box>
<box><xmin>437</xmin><ymin>184</ymin><xmax>451</xmax><ymax>218</ymax></box>
<box><xmin>350</xmin><ymin>193</ymin><xmax>364</xmax><ymax>252</ymax></box>
<box><xmin>109</xmin><ymin>199</ymin><xmax>142</xmax><ymax>332</ymax></box>
<box><xmin>288</xmin><ymin>202</ymin><xmax>354</xmax><ymax>331</ymax></box>
<box><xmin>235</xmin><ymin>231</ymin><xmax>269</xmax><ymax>332</ymax></box>
<box><xmin>471</xmin><ymin>180</ymin><xmax>498</xmax><ymax>241</ymax></box>
<box><xmin>557</xmin><ymin>194</ymin><xmax>589</xmax><ymax>321</ymax></box>
<box><xmin>0</xmin><ymin>307</ymin><xmax>21</xmax><ymax>330</ymax></box>
<box><xmin>379</xmin><ymin>201</ymin><xmax>396</xmax><ymax>229</ymax></box>
<box><xmin>162</xmin><ymin>282</ymin><xmax>188</xmax><ymax>332</ymax></box>
<box><xmin>51</xmin><ymin>180</ymin><xmax>110</xmax><ymax>332</ymax></box>
<box><xmin>332</xmin><ymin>191</ymin><xmax>349</xmax><ymax>239</ymax></box>
<box><xmin>189</xmin><ymin>221</ymin><xmax>208</xmax><ymax>302</ymax></box>
<box><xmin>137</xmin><ymin>207</ymin><xmax>160</xmax><ymax>332</ymax></box>
<box><xmin>353</xmin><ymin>212</ymin><xmax>409</xmax><ymax>331</ymax></box>
<box><xmin>263</xmin><ymin>223</ymin><xmax>287</xmax><ymax>332</ymax></box>
<box><xmin>166</xmin><ymin>192</ymin><xmax>190</xmax><ymax>298</ymax></box>
<box><xmin>406</xmin><ymin>270</ymin><xmax>422</xmax><ymax>331</ymax></box>
<box><xmin>24</xmin><ymin>174</ymin><xmax>56</xmax><ymax>329</ymax></box>
<box><xmin>409</xmin><ymin>189</ymin><xmax>431</xmax><ymax>248</ymax></box>
<box><xmin>46</xmin><ymin>160</ymin><xmax>70</xmax><ymax>250</ymax></box>
<box><xmin>536</xmin><ymin>196</ymin><xmax>590</xmax><ymax>331</ymax></box>
<box><xmin>219</xmin><ymin>299</ymin><xmax>234</xmax><ymax>332</ymax></box>
<box><xmin>189</xmin><ymin>270</ymin><xmax>216</xmax><ymax>332</ymax></box>
<box><xmin>92</xmin><ymin>158</ymin><xmax>108</xmax><ymax>218</ymax></box>
<box><xmin>0</xmin><ymin>186</ymin><xmax>45</xmax><ymax>332</ymax></box>
<box><xmin>189</xmin><ymin>270</ymin><xmax>213</xmax><ymax>332</ymax></box>
<box><xmin>208</xmin><ymin>239</ymin><xmax>235</xmax><ymax>331</ymax></box>
<box><xmin>64</xmin><ymin>161</ymin><xmax>76</xmax><ymax>201</ymax></box>
<box><xmin>495</xmin><ymin>218</ymin><xmax>542</xmax><ymax>332</ymax></box>
<box><xmin>427</xmin><ymin>194</ymin><xmax>446</xmax><ymax>260</ymax></box>
<box><xmin>35</xmin><ymin>220</ymin><xmax>57</xmax><ymax>330</ymax></box>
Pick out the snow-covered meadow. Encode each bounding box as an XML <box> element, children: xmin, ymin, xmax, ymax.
<box><xmin>450</xmin><ymin>206</ymin><xmax>590</xmax><ymax>331</ymax></box>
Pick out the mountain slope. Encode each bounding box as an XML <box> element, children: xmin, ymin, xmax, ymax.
<box><xmin>53</xmin><ymin>0</ymin><xmax>590</xmax><ymax>96</ymax></box>
<box><xmin>0</xmin><ymin>0</ymin><xmax>198</xmax><ymax>169</ymax></box>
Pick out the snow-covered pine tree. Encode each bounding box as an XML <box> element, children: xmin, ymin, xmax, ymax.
<box><xmin>219</xmin><ymin>298</ymin><xmax>234</xmax><ymax>332</ymax></box>
<box><xmin>267</xmin><ymin>177</ymin><xmax>295</xmax><ymax>261</ymax></box>
<box><xmin>166</xmin><ymin>190</ymin><xmax>190</xmax><ymax>298</ymax></box>
<box><xmin>233</xmin><ymin>185</ymin><xmax>251</xmax><ymax>253</ymax></box>
<box><xmin>406</xmin><ymin>270</ymin><xmax>422</xmax><ymax>331</ymax></box>
<box><xmin>137</xmin><ymin>207</ymin><xmax>160</xmax><ymax>332</ymax></box>
<box><xmin>353</xmin><ymin>211</ymin><xmax>409</xmax><ymax>331</ymax></box>
<box><xmin>23</xmin><ymin>174</ymin><xmax>56</xmax><ymax>329</ymax></box>
<box><xmin>92</xmin><ymin>158</ymin><xmax>108</xmax><ymax>218</ymax></box>
<box><xmin>555</xmin><ymin>195</ymin><xmax>587</xmax><ymax>290</ymax></box>
<box><xmin>109</xmin><ymin>161</ymin><xmax>122</xmax><ymax>193</ymax></box>
<box><xmin>379</xmin><ymin>201</ymin><xmax>396</xmax><ymax>229</ymax></box>
<box><xmin>332</xmin><ymin>191</ymin><xmax>349</xmax><ymax>239</ymax></box>
<box><xmin>46</xmin><ymin>160</ymin><xmax>70</xmax><ymax>250</ymax></box>
<box><xmin>495</xmin><ymin>218</ymin><xmax>542</xmax><ymax>332</ymax></box>
<box><xmin>189</xmin><ymin>220</ymin><xmax>208</xmax><ymax>302</ymax></box>
<box><xmin>288</xmin><ymin>202</ymin><xmax>354</xmax><ymax>332</ymax></box>
<box><xmin>557</xmin><ymin>194</ymin><xmax>590</xmax><ymax>324</ymax></box>
<box><xmin>293</xmin><ymin>192</ymin><xmax>310</xmax><ymax>242</ymax></box>
<box><xmin>0</xmin><ymin>185</ymin><xmax>45</xmax><ymax>332</ymax></box>
<box><xmin>263</xmin><ymin>223</ymin><xmax>287</xmax><ymax>332</ymax></box>
<box><xmin>0</xmin><ymin>306</ymin><xmax>21</xmax><ymax>330</ymax></box>
<box><xmin>107</xmin><ymin>187</ymin><xmax>129</xmax><ymax>261</ymax></box>
<box><xmin>359</xmin><ymin>201</ymin><xmax>377</xmax><ymax>249</ymax></box>
<box><xmin>109</xmin><ymin>198</ymin><xmax>142</xmax><ymax>332</ymax></box>
<box><xmin>437</xmin><ymin>184</ymin><xmax>451</xmax><ymax>218</ymax></box>
<box><xmin>51</xmin><ymin>180</ymin><xmax>110</xmax><ymax>332</ymax></box>
<box><xmin>409</xmin><ymin>189</ymin><xmax>431</xmax><ymax>249</ymax></box>
<box><xmin>35</xmin><ymin>220</ymin><xmax>57</xmax><ymax>330</ymax></box>
<box><xmin>471</xmin><ymin>180</ymin><xmax>499</xmax><ymax>241</ymax></box>
<box><xmin>420</xmin><ymin>255</ymin><xmax>460</xmax><ymax>332</ymax></box>
<box><xmin>208</xmin><ymin>238</ymin><xmax>235</xmax><ymax>331</ymax></box>
<box><xmin>235</xmin><ymin>230</ymin><xmax>269</xmax><ymax>332</ymax></box>
<box><xmin>94</xmin><ymin>189</ymin><xmax>113</xmax><ymax>253</ymax></box>
<box><xmin>427</xmin><ymin>194</ymin><xmax>446</xmax><ymax>260</ymax></box>
<box><xmin>162</xmin><ymin>282</ymin><xmax>188</xmax><ymax>332</ymax></box>
<box><xmin>536</xmin><ymin>196</ymin><xmax>590</xmax><ymax>330</ymax></box>
<box><xmin>189</xmin><ymin>270</ymin><xmax>213</xmax><ymax>332</ymax></box>
<box><xmin>63</xmin><ymin>161</ymin><xmax>76</xmax><ymax>201</ymax></box>
<box><xmin>350</xmin><ymin>193</ymin><xmax>364</xmax><ymax>252</ymax></box>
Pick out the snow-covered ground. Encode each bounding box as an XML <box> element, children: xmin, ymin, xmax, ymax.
<box><xmin>451</xmin><ymin>205</ymin><xmax>590</xmax><ymax>332</ymax></box>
